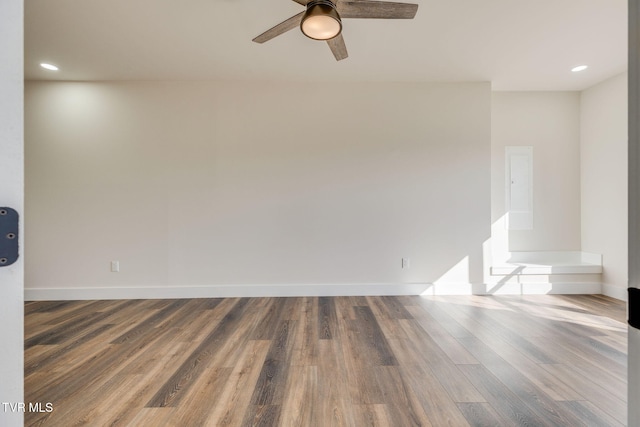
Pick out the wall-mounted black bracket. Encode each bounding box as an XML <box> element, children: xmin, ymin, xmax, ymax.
<box><xmin>630</xmin><ymin>287</ymin><xmax>640</xmax><ymax>329</ymax></box>
<box><xmin>0</xmin><ymin>207</ymin><xmax>19</xmax><ymax>267</ymax></box>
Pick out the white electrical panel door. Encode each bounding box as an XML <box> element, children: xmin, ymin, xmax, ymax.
<box><xmin>505</xmin><ymin>146</ymin><xmax>533</xmax><ymax>230</ymax></box>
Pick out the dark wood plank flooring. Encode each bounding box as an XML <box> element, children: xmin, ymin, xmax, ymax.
<box><xmin>24</xmin><ymin>294</ymin><xmax>627</xmax><ymax>426</ymax></box>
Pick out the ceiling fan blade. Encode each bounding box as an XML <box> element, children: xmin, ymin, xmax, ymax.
<box><xmin>327</xmin><ymin>34</ymin><xmax>348</xmax><ymax>61</ymax></box>
<box><xmin>337</xmin><ymin>1</ymin><xmax>418</xmax><ymax>19</ymax></box>
<box><xmin>252</xmin><ymin>11</ymin><xmax>305</xmax><ymax>43</ymax></box>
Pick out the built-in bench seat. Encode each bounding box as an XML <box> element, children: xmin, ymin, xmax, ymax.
<box><xmin>490</xmin><ymin>251</ymin><xmax>602</xmax><ymax>276</ymax></box>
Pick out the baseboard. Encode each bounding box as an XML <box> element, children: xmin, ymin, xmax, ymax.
<box><xmin>24</xmin><ymin>283</ymin><xmax>434</xmax><ymax>301</ymax></box>
<box><xmin>602</xmin><ymin>283</ymin><xmax>628</xmax><ymax>301</ymax></box>
<box><xmin>24</xmin><ymin>281</ymin><xmax>604</xmax><ymax>301</ymax></box>
<box><xmin>477</xmin><ymin>282</ymin><xmax>602</xmax><ymax>295</ymax></box>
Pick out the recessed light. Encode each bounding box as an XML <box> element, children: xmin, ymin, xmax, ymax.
<box><xmin>40</xmin><ymin>63</ymin><xmax>59</xmax><ymax>71</ymax></box>
<box><xmin>571</xmin><ymin>65</ymin><xmax>588</xmax><ymax>72</ymax></box>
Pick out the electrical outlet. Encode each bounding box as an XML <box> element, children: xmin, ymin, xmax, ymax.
<box><xmin>110</xmin><ymin>261</ymin><xmax>120</xmax><ymax>272</ymax></box>
<box><xmin>402</xmin><ymin>258</ymin><xmax>410</xmax><ymax>269</ymax></box>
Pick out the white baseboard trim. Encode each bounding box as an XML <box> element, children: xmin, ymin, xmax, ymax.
<box><xmin>25</xmin><ymin>281</ymin><xmax>603</xmax><ymax>301</ymax></box>
<box><xmin>474</xmin><ymin>282</ymin><xmax>602</xmax><ymax>295</ymax></box>
<box><xmin>602</xmin><ymin>283</ymin><xmax>628</xmax><ymax>301</ymax></box>
<box><xmin>25</xmin><ymin>283</ymin><xmax>433</xmax><ymax>301</ymax></box>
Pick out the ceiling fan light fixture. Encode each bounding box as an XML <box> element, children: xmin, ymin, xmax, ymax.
<box><xmin>301</xmin><ymin>0</ymin><xmax>342</xmax><ymax>41</ymax></box>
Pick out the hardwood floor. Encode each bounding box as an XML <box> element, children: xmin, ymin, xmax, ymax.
<box><xmin>24</xmin><ymin>294</ymin><xmax>627</xmax><ymax>426</ymax></box>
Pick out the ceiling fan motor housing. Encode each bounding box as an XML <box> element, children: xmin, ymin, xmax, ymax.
<box><xmin>301</xmin><ymin>0</ymin><xmax>342</xmax><ymax>40</ymax></box>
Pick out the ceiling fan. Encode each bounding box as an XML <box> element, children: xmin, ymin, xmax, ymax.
<box><xmin>252</xmin><ymin>0</ymin><xmax>419</xmax><ymax>61</ymax></box>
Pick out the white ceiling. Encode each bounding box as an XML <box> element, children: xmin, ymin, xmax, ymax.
<box><xmin>25</xmin><ymin>0</ymin><xmax>627</xmax><ymax>91</ymax></box>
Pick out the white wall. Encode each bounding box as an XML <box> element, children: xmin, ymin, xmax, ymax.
<box><xmin>0</xmin><ymin>0</ymin><xmax>24</xmax><ymax>423</ymax></box>
<box><xmin>581</xmin><ymin>72</ymin><xmax>628</xmax><ymax>300</ymax></box>
<box><xmin>25</xmin><ymin>81</ymin><xmax>491</xmax><ymax>298</ymax></box>
<box><xmin>491</xmin><ymin>92</ymin><xmax>582</xmax><ymax>255</ymax></box>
